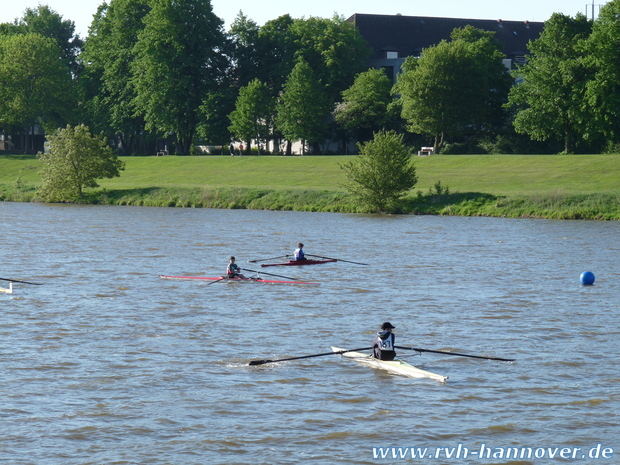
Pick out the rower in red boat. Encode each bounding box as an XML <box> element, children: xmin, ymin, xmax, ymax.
<box><xmin>372</xmin><ymin>322</ymin><xmax>396</xmax><ymax>361</ymax></box>
<box><xmin>226</xmin><ymin>256</ymin><xmax>246</xmax><ymax>278</ymax></box>
<box><xmin>294</xmin><ymin>242</ymin><xmax>307</xmax><ymax>261</ymax></box>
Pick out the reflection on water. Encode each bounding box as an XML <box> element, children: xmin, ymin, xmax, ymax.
<box><xmin>1</xmin><ymin>202</ymin><xmax>618</xmax><ymax>464</ymax></box>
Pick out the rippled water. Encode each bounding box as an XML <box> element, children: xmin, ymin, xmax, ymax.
<box><xmin>1</xmin><ymin>202</ymin><xmax>618</xmax><ymax>464</ymax></box>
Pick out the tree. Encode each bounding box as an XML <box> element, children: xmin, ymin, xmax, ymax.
<box><xmin>227</xmin><ymin>12</ymin><xmax>262</xmax><ymax>88</ymax></box>
<box><xmin>80</xmin><ymin>0</ymin><xmax>151</xmax><ymax>153</ymax></box>
<box><xmin>334</xmin><ymin>68</ymin><xmax>394</xmax><ymax>141</ymax></box>
<box><xmin>17</xmin><ymin>5</ymin><xmax>83</xmax><ymax>75</ymax></box>
<box><xmin>275</xmin><ymin>60</ymin><xmax>330</xmax><ymax>154</ymax></box>
<box><xmin>340</xmin><ymin>130</ymin><xmax>418</xmax><ymax>213</ymax></box>
<box><xmin>0</xmin><ymin>33</ymin><xmax>75</xmax><ymax>152</ymax></box>
<box><xmin>396</xmin><ymin>26</ymin><xmax>512</xmax><ymax>152</ymax></box>
<box><xmin>132</xmin><ymin>0</ymin><xmax>226</xmax><ymax>154</ymax></box>
<box><xmin>257</xmin><ymin>15</ymin><xmax>298</xmax><ymax>94</ymax></box>
<box><xmin>38</xmin><ymin>124</ymin><xmax>124</xmax><ymax>202</ymax></box>
<box><xmin>582</xmin><ymin>1</ymin><xmax>620</xmax><ymax>147</ymax></box>
<box><xmin>506</xmin><ymin>13</ymin><xmax>592</xmax><ymax>153</ymax></box>
<box><xmin>291</xmin><ymin>16</ymin><xmax>371</xmax><ymax>103</ymax></box>
<box><xmin>228</xmin><ymin>79</ymin><xmax>274</xmax><ymax>153</ymax></box>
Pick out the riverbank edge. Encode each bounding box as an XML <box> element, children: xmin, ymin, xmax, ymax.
<box><xmin>1</xmin><ymin>185</ymin><xmax>619</xmax><ymax>220</ymax></box>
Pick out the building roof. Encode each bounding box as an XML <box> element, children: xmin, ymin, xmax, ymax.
<box><xmin>347</xmin><ymin>13</ymin><xmax>545</xmax><ymax>59</ymax></box>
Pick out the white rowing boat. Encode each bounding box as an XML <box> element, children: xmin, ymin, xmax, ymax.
<box><xmin>0</xmin><ymin>282</ymin><xmax>13</xmax><ymax>294</ymax></box>
<box><xmin>331</xmin><ymin>346</ymin><xmax>447</xmax><ymax>382</ymax></box>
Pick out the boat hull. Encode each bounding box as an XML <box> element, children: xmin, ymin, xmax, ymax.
<box><xmin>331</xmin><ymin>346</ymin><xmax>447</xmax><ymax>382</ymax></box>
<box><xmin>261</xmin><ymin>259</ymin><xmax>337</xmax><ymax>267</ymax></box>
<box><xmin>159</xmin><ymin>275</ymin><xmax>319</xmax><ymax>285</ymax></box>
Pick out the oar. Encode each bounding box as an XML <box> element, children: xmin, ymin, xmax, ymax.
<box><xmin>395</xmin><ymin>345</ymin><xmax>515</xmax><ymax>362</ymax></box>
<box><xmin>0</xmin><ymin>277</ymin><xmax>42</xmax><ymax>285</ymax></box>
<box><xmin>248</xmin><ymin>254</ymin><xmax>291</xmax><ymax>263</ymax></box>
<box><xmin>241</xmin><ymin>268</ymin><xmax>298</xmax><ymax>281</ymax></box>
<box><xmin>306</xmin><ymin>254</ymin><xmax>369</xmax><ymax>266</ymax></box>
<box><xmin>249</xmin><ymin>347</ymin><xmax>372</xmax><ymax>366</ymax></box>
<box><xmin>207</xmin><ymin>277</ymin><xmax>228</xmax><ymax>285</ymax></box>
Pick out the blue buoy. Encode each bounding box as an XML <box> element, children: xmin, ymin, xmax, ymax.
<box><xmin>580</xmin><ymin>271</ymin><xmax>595</xmax><ymax>285</ymax></box>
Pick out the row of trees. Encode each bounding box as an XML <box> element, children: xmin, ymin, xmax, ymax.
<box><xmin>0</xmin><ymin>1</ymin><xmax>369</xmax><ymax>155</ymax></box>
<box><xmin>4</xmin><ymin>1</ymin><xmax>620</xmax><ymax>155</ymax></box>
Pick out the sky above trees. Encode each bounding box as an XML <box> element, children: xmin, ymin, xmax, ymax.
<box><xmin>0</xmin><ymin>0</ymin><xmax>597</xmax><ymax>38</ymax></box>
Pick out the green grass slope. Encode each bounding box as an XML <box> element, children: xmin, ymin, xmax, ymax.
<box><xmin>1</xmin><ymin>154</ymin><xmax>619</xmax><ymax>218</ymax></box>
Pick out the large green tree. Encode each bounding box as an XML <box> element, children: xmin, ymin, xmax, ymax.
<box><xmin>506</xmin><ymin>13</ymin><xmax>592</xmax><ymax>153</ymax></box>
<box><xmin>132</xmin><ymin>0</ymin><xmax>226</xmax><ymax>154</ymax></box>
<box><xmin>582</xmin><ymin>0</ymin><xmax>620</xmax><ymax>147</ymax></box>
<box><xmin>80</xmin><ymin>0</ymin><xmax>151</xmax><ymax>153</ymax></box>
<box><xmin>228</xmin><ymin>79</ymin><xmax>274</xmax><ymax>153</ymax></box>
<box><xmin>340</xmin><ymin>130</ymin><xmax>418</xmax><ymax>213</ymax></box>
<box><xmin>227</xmin><ymin>12</ymin><xmax>262</xmax><ymax>88</ymax></box>
<box><xmin>0</xmin><ymin>33</ymin><xmax>75</xmax><ymax>152</ymax></box>
<box><xmin>291</xmin><ymin>16</ymin><xmax>371</xmax><ymax>102</ymax></box>
<box><xmin>396</xmin><ymin>26</ymin><xmax>512</xmax><ymax>152</ymax></box>
<box><xmin>257</xmin><ymin>15</ymin><xmax>297</xmax><ymax>95</ymax></box>
<box><xmin>334</xmin><ymin>68</ymin><xmax>394</xmax><ymax>141</ymax></box>
<box><xmin>38</xmin><ymin>124</ymin><xmax>124</xmax><ymax>202</ymax></box>
<box><xmin>275</xmin><ymin>60</ymin><xmax>331</xmax><ymax>155</ymax></box>
<box><xmin>17</xmin><ymin>5</ymin><xmax>83</xmax><ymax>75</ymax></box>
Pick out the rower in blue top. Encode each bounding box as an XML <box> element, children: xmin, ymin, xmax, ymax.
<box><xmin>294</xmin><ymin>242</ymin><xmax>307</xmax><ymax>261</ymax></box>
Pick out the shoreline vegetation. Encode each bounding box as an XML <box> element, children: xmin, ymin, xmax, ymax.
<box><xmin>1</xmin><ymin>154</ymin><xmax>619</xmax><ymax>220</ymax></box>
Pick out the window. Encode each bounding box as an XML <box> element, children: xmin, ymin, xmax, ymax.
<box><xmin>386</xmin><ymin>51</ymin><xmax>398</xmax><ymax>59</ymax></box>
<box><xmin>514</xmin><ymin>55</ymin><xmax>527</xmax><ymax>65</ymax></box>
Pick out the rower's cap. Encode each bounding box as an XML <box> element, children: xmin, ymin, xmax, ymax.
<box><xmin>381</xmin><ymin>322</ymin><xmax>395</xmax><ymax>330</ymax></box>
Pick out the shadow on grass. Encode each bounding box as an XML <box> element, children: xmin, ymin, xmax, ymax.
<box><xmin>0</xmin><ymin>153</ymin><xmax>39</xmax><ymax>160</ymax></box>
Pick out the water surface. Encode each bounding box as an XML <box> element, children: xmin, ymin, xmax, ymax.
<box><xmin>1</xmin><ymin>203</ymin><xmax>618</xmax><ymax>464</ymax></box>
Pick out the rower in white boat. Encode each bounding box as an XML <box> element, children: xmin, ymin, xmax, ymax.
<box><xmin>372</xmin><ymin>322</ymin><xmax>396</xmax><ymax>361</ymax></box>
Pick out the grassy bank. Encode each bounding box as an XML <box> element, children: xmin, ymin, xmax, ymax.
<box><xmin>1</xmin><ymin>154</ymin><xmax>619</xmax><ymax>219</ymax></box>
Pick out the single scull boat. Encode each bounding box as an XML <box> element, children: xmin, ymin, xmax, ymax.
<box><xmin>331</xmin><ymin>346</ymin><xmax>447</xmax><ymax>382</ymax></box>
<box><xmin>159</xmin><ymin>275</ymin><xmax>319</xmax><ymax>285</ymax></box>
<box><xmin>260</xmin><ymin>259</ymin><xmax>337</xmax><ymax>267</ymax></box>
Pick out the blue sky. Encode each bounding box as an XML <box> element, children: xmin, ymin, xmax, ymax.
<box><xmin>0</xmin><ymin>0</ymin><xmax>600</xmax><ymax>38</ymax></box>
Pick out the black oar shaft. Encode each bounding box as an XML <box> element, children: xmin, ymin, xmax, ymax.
<box><xmin>0</xmin><ymin>277</ymin><xmax>42</xmax><ymax>285</ymax></box>
<box><xmin>395</xmin><ymin>346</ymin><xmax>515</xmax><ymax>362</ymax></box>
<box><xmin>248</xmin><ymin>255</ymin><xmax>290</xmax><ymax>263</ymax></box>
<box><xmin>306</xmin><ymin>254</ymin><xmax>368</xmax><ymax>266</ymax></box>
<box><xmin>249</xmin><ymin>347</ymin><xmax>372</xmax><ymax>366</ymax></box>
<box><xmin>241</xmin><ymin>268</ymin><xmax>298</xmax><ymax>281</ymax></box>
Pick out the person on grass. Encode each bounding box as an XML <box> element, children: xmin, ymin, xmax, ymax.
<box><xmin>372</xmin><ymin>322</ymin><xmax>396</xmax><ymax>361</ymax></box>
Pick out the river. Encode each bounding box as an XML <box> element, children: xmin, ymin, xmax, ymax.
<box><xmin>1</xmin><ymin>202</ymin><xmax>618</xmax><ymax>464</ymax></box>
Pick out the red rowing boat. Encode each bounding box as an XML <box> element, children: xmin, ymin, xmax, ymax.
<box><xmin>159</xmin><ymin>275</ymin><xmax>319</xmax><ymax>285</ymax></box>
<box><xmin>260</xmin><ymin>259</ymin><xmax>337</xmax><ymax>267</ymax></box>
